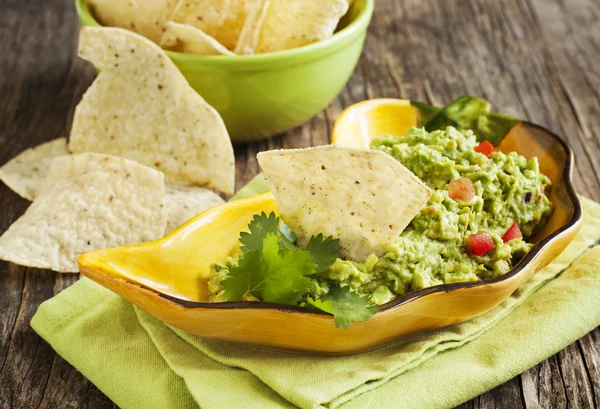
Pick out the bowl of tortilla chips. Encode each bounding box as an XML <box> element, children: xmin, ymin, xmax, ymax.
<box><xmin>76</xmin><ymin>0</ymin><xmax>375</xmax><ymax>142</ymax></box>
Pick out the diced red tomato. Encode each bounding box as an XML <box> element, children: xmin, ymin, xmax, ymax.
<box><xmin>474</xmin><ymin>141</ymin><xmax>494</xmax><ymax>157</ymax></box>
<box><xmin>502</xmin><ymin>223</ymin><xmax>523</xmax><ymax>242</ymax></box>
<box><xmin>467</xmin><ymin>231</ymin><xmax>495</xmax><ymax>256</ymax></box>
<box><xmin>448</xmin><ymin>177</ymin><xmax>475</xmax><ymax>202</ymax></box>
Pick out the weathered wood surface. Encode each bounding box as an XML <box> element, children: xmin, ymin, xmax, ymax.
<box><xmin>0</xmin><ymin>0</ymin><xmax>599</xmax><ymax>407</ymax></box>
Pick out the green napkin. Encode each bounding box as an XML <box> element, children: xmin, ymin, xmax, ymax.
<box><xmin>31</xmin><ymin>189</ymin><xmax>600</xmax><ymax>409</ymax></box>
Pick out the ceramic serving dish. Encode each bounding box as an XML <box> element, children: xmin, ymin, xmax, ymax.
<box><xmin>76</xmin><ymin>0</ymin><xmax>374</xmax><ymax>143</ymax></box>
<box><xmin>79</xmin><ymin>99</ymin><xmax>582</xmax><ymax>356</ymax></box>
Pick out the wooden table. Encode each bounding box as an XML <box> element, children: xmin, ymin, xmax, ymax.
<box><xmin>1</xmin><ymin>0</ymin><xmax>599</xmax><ymax>408</ymax></box>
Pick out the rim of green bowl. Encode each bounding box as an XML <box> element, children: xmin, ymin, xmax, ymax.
<box><xmin>75</xmin><ymin>0</ymin><xmax>375</xmax><ymax>70</ymax></box>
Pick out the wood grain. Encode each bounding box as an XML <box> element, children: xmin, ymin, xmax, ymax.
<box><xmin>0</xmin><ymin>0</ymin><xmax>599</xmax><ymax>407</ymax></box>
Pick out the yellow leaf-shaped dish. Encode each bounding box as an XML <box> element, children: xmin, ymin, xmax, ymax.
<box><xmin>80</xmin><ymin>100</ymin><xmax>581</xmax><ymax>356</ymax></box>
<box><xmin>80</xmin><ymin>192</ymin><xmax>277</xmax><ymax>302</ymax></box>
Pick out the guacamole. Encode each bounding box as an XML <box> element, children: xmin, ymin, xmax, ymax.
<box><xmin>209</xmin><ymin>127</ymin><xmax>553</xmax><ymax>306</ymax></box>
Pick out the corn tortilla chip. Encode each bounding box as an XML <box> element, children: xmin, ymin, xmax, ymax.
<box><xmin>88</xmin><ymin>0</ymin><xmax>178</xmax><ymax>44</ymax></box>
<box><xmin>0</xmin><ymin>138</ymin><xmax>68</xmax><ymax>200</ymax></box>
<box><xmin>233</xmin><ymin>0</ymin><xmax>270</xmax><ymax>55</ymax></box>
<box><xmin>169</xmin><ymin>0</ymin><xmax>259</xmax><ymax>50</ymax></box>
<box><xmin>165</xmin><ymin>184</ymin><xmax>224</xmax><ymax>233</ymax></box>
<box><xmin>69</xmin><ymin>27</ymin><xmax>235</xmax><ymax>195</ymax></box>
<box><xmin>0</xmin><ymin>153</ymin><xmax>166</xmax><ymax>273</ymax></box>
<box><xmin>160</xmin><ymin>22</ymin><xmax>235</xmax><ymax>56</ymax></box>
<box><xmin>247</xmin><ymin>0</ymin><xmax>350</xmax><ymax>54</ymax></box>
<box><xmin>257</xmin><ymin>145</ymin><xmax>432</xmax><ymax>262</ymax></box>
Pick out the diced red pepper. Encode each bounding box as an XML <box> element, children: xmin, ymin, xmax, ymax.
<box><xmin>502</xmin><ymin>223</ymin><xmax>523</xmax><ymax>242</ymax></box>
<box><xmin>474</xmin><ymin>141</ymin><xmax>494</xmax><ymax>157</ymax></box>
<box><xmin>467</xmin><ymin>231</ymin><xmax>495</xmax><ymax>256</ymax></box>
<box><xmin>448</xmin><ymin>177</ymin><xmax>475</xmax><ymax>202</ymax></box>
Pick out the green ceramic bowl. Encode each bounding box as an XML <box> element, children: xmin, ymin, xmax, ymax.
<box><xmin>75</xmin><ymin>0</ymin><xmax>374</xmax><ymax>143</ymax></box>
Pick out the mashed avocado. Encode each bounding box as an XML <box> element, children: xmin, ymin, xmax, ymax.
<box><xmin>210</xmin><ymin>127</ymin><xmax>553</xmax><ymax>305</ymax></box>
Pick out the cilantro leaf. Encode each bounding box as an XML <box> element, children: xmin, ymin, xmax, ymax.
<box><xmin>307</xmin><ymin>286</ymin><xmax>377</xmax><ymax>328</ymax></box>
<box><xmin>220</xmin><ymin>212</ymin><xmax>343</xmax><ymax>315</ymax></box>
<box><xmin>239</xmin><ymin>212</ymin><xmax>279</xmax><ymax>253</ymax></box>
<box><xmin>221</xmin><ymin>233</ymin><xmax>316</xmax><ymax>304</ymax></box>
<box><xmin>304</xmin><ymin>233</ymin><xmax>339</xmax><ymax>276</ymax></box>
<box><xmin>260</xmin><ymin>234</ymin><xmax>316</xmax><ymax>304</ymax></box>
<box><xmin>221</xmin><ymin>249</ymin><xmax>262</xmax><ymax>301</ymax></box>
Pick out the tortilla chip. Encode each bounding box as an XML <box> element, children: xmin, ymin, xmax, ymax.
<box><xmin>0</xmin><ymin>138</ymin><xmax>68</xmax><ymax>200</ymax></box>
<box><xmin>69</xmin><ymin>27</ymin><xmax>235</xmax><ymax>195</ymax></box>
<box><xmin>257</xmin><ymin>146</ymin><xmax>432</xmax><ymax>262</ymax></box>
<box><xmin>0</xmin><ymin>153</ymin><xmax>166</xmax><ymax>273</ymax></box>
<box><xmin>246</xmin><ymin>0</ymin><xmax>350</xmax><ymax>54</ymax></box>
<box><xmin>160</xmin><ymin>22</ymin><xmax>235</xmax><ymax>55</ymax></box>
<box><xmin>165</xmin><ymin>184</ymin><xmax>224</xmax><ymax>233</ymax></box>
<box><xmin>233</xmin><ymin>0</ymin><xmax>270</xmax><ymax>55</ymax></box>
<box><xmin>88</xmin><ymin>0</ymin><xmax>178</xmax><ymax>44</ymax></box>
<box><xmin>169</xmin><ymin>0</ymin><xmax>259</xmax><ymax>51</ymax></box>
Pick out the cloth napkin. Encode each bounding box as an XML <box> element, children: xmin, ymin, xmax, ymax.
<box><xmin>31</xmin><ymin>177</ymin><xmax>600</xmax><ymax>409</ymax></box>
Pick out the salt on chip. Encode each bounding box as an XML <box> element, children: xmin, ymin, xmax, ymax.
<box><xmin>160</xmin><ymin>22</ymin><xmax>235</xmax><ymax>56</ymax></box>
<box><xmin>257</xmin><ymin>145</ymin><xmax>432</xmax><ymax>262</ymax></box>
<box><xmin>0</xmin><ymin>138</ymin><xmax>68</xmax><ymax>201</ymax></box>
<box><xmin>69</xmin><ymin>27</ymin><xmax>235</xmax><ymax>195</ymax></box>
<box><xmin>165</xmin><ymin>184</ymin><xmax>224</xmax><ymax>234</ymax></box>
<box><xmin>243</xmin><ymin>0</ymin><xmax>350</xmax><ymax>54</ymax></box>
<box><xmin>169</xmin><ymin>0</ymin><xmax>259</xmax><ymax>51</ymax></box>
<box><xmin>0</xmin><ymin>153</ymin><xmax>166</xmax><ymax>273</ymax></box>
<box><xmin>88</xmin><ymin>0</ymin><xmax>179</xmax><ymax>44</ymax></box>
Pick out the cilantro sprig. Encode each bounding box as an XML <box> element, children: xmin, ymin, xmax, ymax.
<box><xmin>222</xmin><ymin>233</ymin><xmax>315</xmax><ymax>304</ymax></box>
<box><xmin>307</xmin><ymin>286</ymin><xmax>378</xmax><ymax>329</ymax></box>
<box><xmin>222</xmin><ymin>212</ymin><xmax>323</xmax><ymax>304</ymax></box>
<box><xmin>238</xmin><ymin>211</ymin><xmax>279</xmax><ymax>253</ymax></box>
<box><xmin>305</xmin><ymin>234</ymin><xmax>340</xmax><ymax>276</ymax></box>
<box><xmin>219</xmin><ymin>212</ymin><xmax>377</xmax><ymax>327</ymax></box>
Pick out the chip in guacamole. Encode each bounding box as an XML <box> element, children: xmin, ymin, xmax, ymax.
<box><xmin>257</xmin><ymin>145</ymin><xmax>432</xmax><ymax>262</ymax></box>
